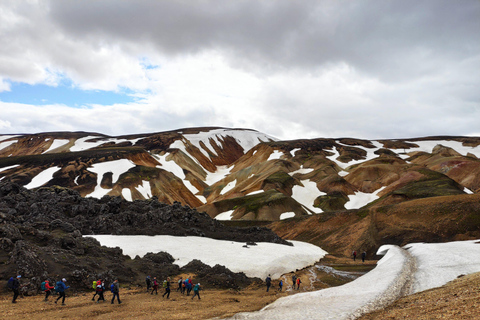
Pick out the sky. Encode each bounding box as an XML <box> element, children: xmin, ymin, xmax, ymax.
<box><xmin>0</xmin><ymin>0</ymin><xmax>479</xmax><ymax>140</ymax></box>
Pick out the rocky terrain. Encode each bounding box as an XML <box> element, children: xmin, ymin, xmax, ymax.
<box><xmin>0</xmin><ymin>181</ymin><xmax>292</xmax><ymax>295</ymax></box>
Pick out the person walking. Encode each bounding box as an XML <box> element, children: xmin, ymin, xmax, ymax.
<box><xmin>352</xmin><ymin>251</ymin><xmax>357</xmax><ymax>261</ymax></box>
<box><xmin>96</xmin><ymin>279</ymin><xmax>106</xmax><ymax>302</ymax></box>
<box><xmin>296</xmin><ymin>277</ymin><xmax>301</xmax><ymax>290</ymax></box>
<box><xmin>111</xmin><ymin>279</ymin><xmax>121</xmax><ymax>304</ymax></box>
<box><xmin>265</xmin><ymin>274</ymin><xmax>272</xmax><ymax>292</ymax></box>
<box><xmin>146</xmin><ymin>275</ymin><xmax>151</xmax><ymax>292</ymax></box>
<box><xmin>9</xmin><ymin>275</ymin><xmax>21</xmax><ymax>303</ymax></box>
<box><xmin>291</xmin><ymin>274</ymin><xmax>297</xmax><ymax>289</ymax></box>
<box><xmin>362</xmin><ymin>251</ymin><xmax>366</xmax><ymax>263</ymax></box>
<box><xmin>43</xmin><ymin>279</ymin><xmax>55</xmax><ymax>301</ymax></box>
<box><xmin>278</xmin><ymin>279</ymin><xmax>283</xmax><ymax>292</ymax></box>
<box><xmin>191</xmin><ymin>283</ymin><xmax>201</xmax><ymax>300</ymax></box>
<box><xmin>186</xmin><ymin>277</ymin><xmax>193</xmax><ymax>296</ymax></box>
<box><xmin>177</xmin><ymin>277</ymin><xmax>183</xmax><ymax>292</ymax></box>
<box><xmin>162</xmin><ymin>277</ymin><xmax>171</xmax><ymax>299</ymax></box>
<box><xmin>151</xmin><ymin>277</ymin><xmax>158</xmax><ymax>295</ymax></box>
<box><xmin>92</xmin><ymin>279</ymin><xmax>100</xmax><ymax>301</ymax></box>
<box><xmin>55</xmin><ymin>278</ymin><xmax>70</xmax><ymax>305</ymax></box>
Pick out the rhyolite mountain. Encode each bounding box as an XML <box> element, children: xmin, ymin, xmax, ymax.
<box><xmin>0</xmin><ymin>127</ymin><xmax>479</xmax><ymax>219</ymax></box>
<box><xmin>1</xmin><ymin>127</ymin><xmax>480</xmax><ymax>222</ymax></box>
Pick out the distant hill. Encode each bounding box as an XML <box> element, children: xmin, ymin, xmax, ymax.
<box><xmin>1</xmin><ymin>127</ymin><xmax>480</xmax><ymax>225</ymax></box>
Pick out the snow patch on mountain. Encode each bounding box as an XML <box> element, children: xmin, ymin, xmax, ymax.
<box><xmin>85</xmin><ymin>159</ymin><xmax>136</xmax><ymax>198</ymax></box>
<box><xmin>43</xmin><ymin>139</ymin><xmax>69</xmax><ymax>153</ymax></box>
<box><xmin>345</xmin><ymin>187</ymin><xmax>385</xmax><ymax>210</ymax></box>
<box><xmin>292</xmin><ymin>180</ymin><xmax>325</xmax><ymax>214</ymax></box>
<box><xmin>24</xmin><ymin>166</ymin><xmax>61</xmax><ymax>189</ymax></box>
<box><xmin>215</xmin><ymin>210</ymin><xmax>234</xmax><ymax>221</ymax></box>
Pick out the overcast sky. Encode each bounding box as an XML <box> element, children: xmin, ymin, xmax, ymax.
<box><xmin>0</xmin><ymin>0</ymin><xmax>479</xmax><ymax>140</ymax></box>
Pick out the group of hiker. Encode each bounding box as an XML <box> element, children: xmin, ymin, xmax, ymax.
<box><xmin>352</xmin><ymin>250</ymin><xmax>367</xmax><ymax>262</ymax></box>
<box><xmin>265</xmin><ymin>274</ymin><xmax>301</xmax><ymax>292</ymax></box>
<box><xmin>91</xmin><ymin>278</ymin><xmax>121</xmax><ymax>304</ymax></box>
<box><xmin>145</xmin><ymin>275</ymin><xmax>201</xmax><ymax>300</ymax></box>
<box><xmin>7</xmin><ymin>275</ymin><xmax>71</xmax><ymax>305</ymax></box>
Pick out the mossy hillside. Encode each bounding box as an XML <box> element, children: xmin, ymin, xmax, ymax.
<box><xmin>212</xmin><ymin>189</ymin><xmax>292</xmax><ymax>217</ymax></box>
<box><xmin>315</xmin><ymin>192</ymin><xmax>349</xmax><ymax>211</ymax></box>
<box><xmin>391</xmin><ymin>168</ymin><xmax>464</xmax><ymax>200</ymax></box>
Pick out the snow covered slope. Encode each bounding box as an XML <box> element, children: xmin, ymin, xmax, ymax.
<box><xmin>88</xmin><ymin>235</ymin><xmax>326</xmax><ymax>279</ymax></box>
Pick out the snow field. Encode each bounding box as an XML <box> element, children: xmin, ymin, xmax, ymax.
<box><xmin>291</xmin><ymin>179</ymin><xmax>325</xmax><ymax>214</ymax></box>
<box><xmin>344</xmin><ymin>187</ymin><xmax>385</xmax><ymax>210</ymax></box>
<box><xmin>0</xmin><ymin>164</ymin><xmax>19</xmax><ymax>173</ymax></box>
<box><xmin>214</xmin><ymin>210</ymin><xmax>234</xmax><ymax>220</ymax></box>
<box><xmin>70</xmin><ymin>136</ymin><xmax>143</xmax><ymax>152</ymax></box>
<box><xmin>279</xmin><ymin>212</ymin><xmax>295</xmax><ymax>220</ymax></box>
<box><xmin>24</xmin><ymin>166</ymin><xmax>61</xmax><ymax>189</ymax></box>
<box><xmin>88</xmin><ymin>235</ymin><xmax>327</xmax><ymax>280</ymax></box>
<box><xmin>0</xmin><ymin>138</ymin><xmax>17</xmax><ymax>152</ymax></box>
<box><xmin>402</xmin><ymin>240</ymin><xmax>480</xmax><ymax>293</ymax></box>
<box><xmin>267</xmin><ymin>150</ymin><xmax>283</xmax><ymax>161</ymax></box>
<box><xmin>43</xmin><ymin>139</ymin><xmax>69</xmax><ymax>153</ymax></box>
<box><xmin>169</xmin><ymin>128</ymin><xmax>277</xmax><ymax>161</ymax></box>
<box><xmin>230</xmin><ymin>245</ymin><xmax>410</xmax><ymax>320</ymax></box>
<box><xmin>85</xmin><ymin>159</ymin><xmax>136</xmax><ymax>198</ymax></box>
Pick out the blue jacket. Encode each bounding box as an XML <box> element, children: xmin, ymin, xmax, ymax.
<box><xmin>56</xmin><ymin>281</ymin><xmax>69</xmax><ymax>293</ymax></box>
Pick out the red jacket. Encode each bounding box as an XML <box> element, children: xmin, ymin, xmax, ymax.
<box><xmin>45</xmin><ymin>281</ymin><xmax>55</xmax><ymax>292</ymax></box>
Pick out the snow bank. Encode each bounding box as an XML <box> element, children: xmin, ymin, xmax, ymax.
<box><xmin>215</xmin><ymin>210</ymin><xmax>234</xmax><ymax>221</ymax></box>
<box><xmin>344</xmin><ymin>187</ymin><xmax>385</xmax><ymax>210</ymax></box>
<box><xmin>230</xmin><ymin>246</ymin><xmax>410</xmax><ymax>320</ymax></box>
<box><xmin>280</xmin><ymin>212</ymin><xmax>295</xmax><ymax>220</ymax></box>
<box><xmin>87</xmin><ymin>235</ymin><xmax>326</xmax><ymax>279</ymax></box>
<box><xmin>291</xmin><ymin>180</ymin><xmax>325</xmax><ymax>214</ymax></box>
<box><xmin>43</xmin><ymin>139</ymin><xmax>69</xmax><ymax>153</ymax></box>
<box><xmin>24</xmin><ymin>166</ymin><xmax>61</xmax><ymax>189</ymax></box>
<box><xmin>85</xmin><ymin>159</ymin><xmax>136</xmax><ymax>198</ymax></box>
<box><xmin>0</xmin><ymin>164</ymin><xmax>19</xmax><ymax>173</ymax></box>
<box><xmin>404</xmin><ymin>240</ymin><xmax>480</xmax><ymax>293</ymax></box>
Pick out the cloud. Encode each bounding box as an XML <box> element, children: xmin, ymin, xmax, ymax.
<box><xmin>0</xmin><ymin>1</ymin><xmax>479</xmax><ymax>140</ymax></box>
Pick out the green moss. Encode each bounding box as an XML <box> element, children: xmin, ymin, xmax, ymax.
<box><xmin>315</xmin><ymin>192</ymin><xmax>348</xmax><ymax>211</ymax></box>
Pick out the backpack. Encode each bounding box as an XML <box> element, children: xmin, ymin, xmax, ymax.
<box><xmin>41</xmin><ymin>281</ymin><xmax>46</xmax><ymax>291</ymax></box>
<box><xmin>7</xmin><ymin>277</ymin><xmax>14</xmax><ymax>290</ymax></box>
<box><xmin>110</xmin><ymin>283</ymin><xmax>115</xmax><ymax>293</ymax></box>
<box><xmin>266</xmin><ymin>277</ymin><xmax>271</xmax><ymax>285</ymax></box>
<box><xmin>92</xmin><ymin>281</ymin><xmax>97</xmax><ymax>290</ymax></box>
<box><xmin>163</xmin><ymin>280</ymin><xmax>167</xmax><ymax>288</ymax></box>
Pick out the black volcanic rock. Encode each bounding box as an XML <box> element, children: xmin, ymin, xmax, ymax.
<box><xmin>0</xmin><ymin>181</ymin><xmax>289</xmax><ymax>294</ymax></box>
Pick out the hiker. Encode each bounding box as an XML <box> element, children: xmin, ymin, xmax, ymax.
<box><xmin>177</xmin><ymin>277</ymin><xmax>183</xmax><ymax>292</ymax></box>
<box><xmin>278</xmin><ymin>279</ymin><xmax>283</xmax><ymax>292</ymax></box>
<box><xmin>352</xmin><ymin>251</ymin><xmax>357</xmax><ymax>261</ymax></box>
<box><xmin>96</xmin><ymin>279</ymin><xmax>106</xmax><ymax>302</ymax></box>
<box><xmin>43</xmin><ymin>279</ymin><xmax>55</xmax><ymax>301</ymax></box>
<box><xmin>91</xmin><ymin>279</ymin><xmax>100</xmax><ymax>301</ymax></box>
<box><xmin>362</xmin><ymin>251</ymin><xmax>366</xmax><ymax>263</ymax></box>
<box><xmin>186</xmin><ymin>277</ymin><xmax>193</xmax><ymax>296</ymax></box>
<box><xmin>265</xmin><ymin>274</ymin><xmax>272</xmax><ymax>292</ymax></box>
<box><xmin>291</xmin><ymin>274</ymin><xmax>297</xmax><ymax>289</ymax></box>
<box><xmin>111</xmin><ymin>279</ymin><xmax>121</xmax><ymax>304</ymax></box>
<box><xmin>55</xmin><ymin>278</ymin><xmax>70</xmax><ymax>305</ymax></box>
<box><xmin>162</xmin><ymin>277</ymin><xmax>171</xmax><ymax>299</ymax></box>
<box><xmin>191</xmin><ymin>283</ymin><xmax>201</xmax><ymax>300</ymax></box>
<box><xmin>8</xmin><ymin>275</ymin><xmax>21</xmax><ymax>303</ymax></box>
<box><xmin>146</xmin><ymin>275</ymin><xmax>152</xmax><ymax>292</ymax></box>
<box><xmin>151</xmin><ymin>277</ymin><xmax>158</xmax><ymax>295</ymax></box>
<box><xmin>296</xmin><ymin>277</ymin><xmax>301</xmax><ymax>290</ymax></box>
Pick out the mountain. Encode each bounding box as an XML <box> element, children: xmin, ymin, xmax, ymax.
<box><xmin>1</xmin><ymin>127</ymin><xmax>480</xmax><ymax>225</ymax></box>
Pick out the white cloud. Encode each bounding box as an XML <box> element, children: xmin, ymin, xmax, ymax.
<box><xmin>0</xmin><ymin>1</ymin><xmax>479</xmax><ymax>140</ymax></box>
